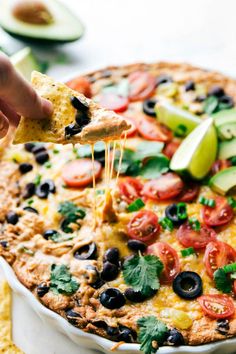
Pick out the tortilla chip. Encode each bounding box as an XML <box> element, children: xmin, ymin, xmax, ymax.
<box><xmin>14</xmin><ymin>71</ymin><xmax>130</xmax><ymax>145</ymax></box>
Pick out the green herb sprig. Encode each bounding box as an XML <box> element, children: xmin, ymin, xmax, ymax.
<box><xmin>58</xmin><ymin>201</ymin><xmax>86</xmax><ymax>233</ymax></box>
<box><xmin>181</xmin><ymin>247</ymin><xmax>195</xmax><ymax>257</ymax></box>
<box><xmin>50</xmin><ymin>264</ymin><xmax>79</xmax><ymax>295</ymax></box>
<box><xmin>127</xmin><ymin>198</ymin><xmax>145</xmax><ymax>212</ymax></box>
<box><xmin>199</xmin><ymin>196</ymin><xmax>216</xmax><ymax>208</ymax></box>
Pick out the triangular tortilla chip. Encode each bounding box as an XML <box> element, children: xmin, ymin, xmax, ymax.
<box><xmin>13</xmin><ymin>71</ymin><xmax>130</xmax><ymax>145</ymax></box>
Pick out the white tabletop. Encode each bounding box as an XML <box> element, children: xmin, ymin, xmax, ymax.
<box><xmin>1</xmin><ymin>0</ymin><xmax>236</xmax><ymax>353</ymax></box>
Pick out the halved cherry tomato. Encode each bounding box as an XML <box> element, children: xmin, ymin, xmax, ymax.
<box><xmin>202</xmin><ymin>196</ymin><xmax>234</xmax><ymax>227</ymax></box>
<box><xmin>99</xmin><ymin>93</ymin><xmax>129</xmax><ymax>113</ymax></box>
<box><xmin>147</xmin><ymin>242</ymin><xmax>180</xmax><ymax>284</ymax></box>
<box><xmin>62</xmin><ymin>159</ymin><xmax>102</xmax><ymax>188</ymax></box>
<box><xmin>66</xmin><ymin>77</ymin><xmax>92</xmax><ymax>98</ymax></box>
<box><xmin>204</xmin><ymin>240</ymin><xmax>236</xmax><ymax>278</ymax></box>
<box><xmin>127</xmin><ymin>210</ymin><xmax>160</xmax><ymax>243</ymax></box>
<box><xmin>163</xmin><ymin>139</ymin><xmax>181</xmax><ymax>159</ymax></box>
<box><xmin>136</xmin><ymin>114</ymin><xmax>172</xmax><ymax>142</ymax></box>
<box><xmin>177</xmin><ymin>222</ymin><xmax>216</xmax><ymax>249</ymax></box>
<box><xmin>128</xmin><ymin>71</ymin><xmax>156</xmax><ymax>102</ymax></box>
<box><xmin>118</xmin><ymin>177</ymin><xmax>143</xmax><ymax>203</ymax></box>
<box><xmin>143</xmin><ymin>173</ymin><xmax>184</xmax><ymax>201</ymax></box>
<box><xmin>211</xmin><ymin>159</ymin><xmax>231</xmax><ymax>175</ymax></box>
<box><xmin>177</xmin><ymin>182</ymin><xmax>200</xmax><ymax>202</ymax></box>
<box><xmin>121</xmin><ymin>116</ymin><xmax>137</xmax><ymax>137</ymax></box>
<box><xmin>198</xmin><ymin>294</ymin><xmax>235</xmax><ymax>319</ymax></box>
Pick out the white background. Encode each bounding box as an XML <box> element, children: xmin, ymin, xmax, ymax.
<box><xmin>1</xmin><ymin>0</ymin><xmax>236</xmax><ymax>353</ymax></box>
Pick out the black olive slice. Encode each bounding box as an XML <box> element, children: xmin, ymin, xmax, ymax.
<box><xmin>6</xmin><ymin>211</ymin><xmax>19</xmax><ymax>225</ymax></box>
<box><xmin>165</xmin><ymin>203</ymin><xmax>187</xmax><ymax>226</ymax></box>
<box><xmin>216</xmin><ymin>319</ymin><xmax>230</xmax><ymax>335</ymax></box>
<box><xmin>104</xmin><ymin>247</ymin><xmax>120</xmax><ymax>265</ymax></box>
<box><xmin>172</xmin><ymin>271</ymin><xmax>202</xmax><ymax>299</ymax></box>
<box><xmin>35</xmin><ymin>151</ymin><xmax>49</xmax><ymax>164</ymax></box>
<box><xmin>0</xmin><ymin>241</ymin><xmax>8</xmax><ymax>248</ymax></box>
<box><xmin>101</xmin><ymin>261</ymin><xmax>119</xmax><ymax>281</ymax></box>
<box><xmin>36</xmin><ymin>180</ymin><xmax>56</xmax><ymax>199</ymax></box>
<box><xmin>19</xmin><ymin>163</ymin><xmax>33</xmax><ymax>174</ymax></box>
<box><xmin>165</xmin><ymin>328</ymin><xmax>185</xmax><ymax>346</ymax></box>
<box><xmin>75</xmin><ymin>111</ymin><xmax>90</xmax><ymax>127</ymax></box>
<box><xmin>74</xmin><ymin>242</ymin><xmax>97</xmax><ymax>260</ymax></box>
<box><xmin>127</xmin><ymin>239</ymin><xmax>147</xmax><ymax>252</ymax></box>
<box><xmin>23</xmin><ymin>206</ymin><xmax>39</xmax><ymax>214</ymax></box>
<box><xmin>31</xmin><ymin>145</ymin><xmax>46</xmax><ymax>155</ymax></box>
<box><xmin>156</xmin><ymin>75</ymin><xmax>173</xmax><ymax>86</ymax></box>
<box><xmin>43</xmin><ymin>229</ymin><xmax>58</xmax><ymax>240</ymax></box>
<box><xmin>208</xmin><ymin>86</ymin><xmax>225</xmax><ymax>97</ymax></box>
<box><xmin>184</xmin><ymin>80</ymin><xmax>195</xmax><ymax>92</ymax></box>
<box><xmin>65</xmin><ymin>309</ymin><xmax>82</xmax><ymax>325</ymax></box>
<box><xmin>100</xmin><ymin>288</ymin><xmax>126</xmax><ymax>309</ymax></box>
<box><xmin>65</xmin><ymin>123</ymin><xmax>82</xmax><ymax>138</ymax></box>
<box><xmin>24</xmin><ymin>143</ymin><xmax>36</xmax><ymax>152</ymax></box>
<box><xmin>143</xmin><ymin>98</ymin><xmax>158</xmax><ymax>117</ymax></box>
<box><xmin>71</xmin><ymin>96</ymin><xmax>89</xmax><ymax>111</ymax></box>
<box><xmin>37</xmin><ymin>282</ymin><xmax>49</xmax><ymax>297</ymax></box>
<box><xmin>22</xmin><ymin>182</ymin><xmax>35</xmax><ymax>199</ymax></box>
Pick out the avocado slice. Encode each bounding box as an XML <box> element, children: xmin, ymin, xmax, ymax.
<box><xmin>0</xmin><ymin>0</ymin><xmax>84</xmax><ymax>44</ymax></box>
<box><xmin>209</xmin><ymin>167</ymin><xmax>236</xmax><ymax>195</ymax></box>
<box><xmin>218</xmin><ymin>138</ymin><xmax>236</xmax><ymax>160</ymax></box>
<box><xmin>10</xmin><ymin>47</ymin><xmax>41</xmax><ymax>81</ymax></box>
<box><xmin>213</xmin><ymin>108</ymin><xmax>236</xmax><ymax>141</ymax></box>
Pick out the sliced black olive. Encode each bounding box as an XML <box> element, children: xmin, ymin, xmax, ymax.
<box><xmin>65</xmin><ymin>123</ymin><xmax>82</xmax><ymax>138</ymax></box>
<box><xmin>6</xmin><ymin>211</ymin><xmax>19</xmax><ymax>225</ymax></box>
<box><xmin>118</xmin><ymin>326</ymin><xmax>137</xmax><ymax>343</ymax></box>
<box><xmin>37</xmin><ymin>282</ymin><xmax>49</xmax><ymax>297</ymax></box>
<box><xmin>90</xmin><ymin>277</ymin><xmax>105</xmax><ymax>289</ymax></box>
<box><xmin>104</xmin><ymin>247</ymin><xmax>120</xmax><ymax>265</ymax></box>
<box><xmin>156</xmin><ymin>75</ymin><xmax>173</xmax><ymax>86</ymax></box>
<box><xmin>195</xmin><ymin>94</ymin><xmax>207</xmax><ymax>103</ymax></box>
<box><xmin>127</xmin><ymin>239</ymin><xmax>147</xmax><ymax>252</ymax></box>
<box><xmin>165</xmin><ymin>203</ymin><xmax>187</xmax><ymax>226</ymax></box>
<box><xmin>184</xmin><ymin>80</ymin><xmax>195</xmax><ymax>91</ymax></box>
<box><xmin>22</xmin><ymin>182</ymin><xmax>36</xmax><ymax>199</ymax></box>
<box><xmin>19</xmin><ymin>163</ymin><xmax>33</xmax><ymax>174</ymax></box>
<box><xmin>0</xmin><ymin>241</ymin><xmax>8</xmax><ymax>248</ymax></box>
<box><xmin>24</xmin><ymin>143</ymin><xmax>36</xmax><ymax>152</ymax></box>
<box><xmin>43</xmin><ymin>229</ymin><xmax>58</xmax><ymax>240</ymax></box>
<box><xmin>23</xmin><ymin>206</ymin><xmax>38</xmax><ymax>214</ymax></box>
<box><xmin>124</xmin><ymin>288</ymin><xmax>146</xmax><ymax>302</ymax></box>
<box><xmin>92</xmin><ymin>320</ymin><xmax>108</xmax><ymax>330</ymax></box>
<box><xmin>74</xmin><ymin>242</ymin><xmax>97</xmax><ymax>260</ymax></box>
<box><xmin>107</xmin><ymin>326</ymin><xmax>120</xmax><ymax>338</ymax></box>
<box><xmin>75</xmin><ymin>111</ymin><xmax>90</xmax><ymax>127</ymax></box>
<box><xmin>31</xmin><ymin>145</ymin><xmax>46</xmax><ymax>155</ymax></box>
<box><xmin>101</xmin><ymin>261</ymin><xmax>119</xmax><ymax>281</ymax></box>
<box><xmin>71</xmin><ymin>96</ymin><xmax>89</xmax><ymax>111</ymax></box>
<box><xmin>216</xmin><ymin>319</ymin><xmax>230</xmax><ymax>335</ymax></box>
<box><xmin>165</xmin><ymin>328</ymin><xmax>185</xmax><ymax>346</ymax></box>
<box><xmin>65</xmin><ymin>309</ymin><xmax>81</xmax><ymax>325</ymax></box>
<box><xmin>36</xmin><ymin>180</ymin><xmax>56</xmax><ymax>199</ymax></box>
<box><xmin>208</xmin><ymin>86</ymin><xmax>225</xmax><ymax>97</ymax></box>
<box><xmin>143</xmin><ymin>98</ymin><xmax>158</xmax><ymax>117</ymax></box>
<box><xmin>172</xmin><ymin>271</ymin><xmax>202</xmax><ymax>299</ymax></box>
<box><xmin>35</xmin><ymin>151</ymin><xmax>49</xmax><ymax>164</ymax></box>
<box><xmin>219</xmin><ymin>95</ymin><xmax>234</xmax><ymax>109</ymax></box>
<box><xmin>100</xmin><ymin>288</ymin><xmax>126</xmax><ymax>309</ymax></box>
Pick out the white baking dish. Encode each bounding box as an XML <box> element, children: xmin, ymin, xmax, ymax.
<box><xmin>1</xmin><ymin>257</ymin><xmax>236</xmax><ymax>354</ymax></box>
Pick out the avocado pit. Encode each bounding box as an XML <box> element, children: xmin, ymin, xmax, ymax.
<box><xmin>12</xmin><ymin>0</ymin><xmax>54</xmax><ymax>25</ymax></box>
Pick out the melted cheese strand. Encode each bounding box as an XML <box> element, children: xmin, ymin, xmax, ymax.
<box><xmin>107</xmin><ymin>141</ymin><xmax>111</xmax><ymax>186</ymax></box>
<box><xmin>91</xmin><ymin>144</ymin><xmax>97</xmax><ymax>229</ymax></box>
<box><xmin>110</xmin><ymin>141</ymin><xmax>117</xmax><ymax>181</ymax></box>
<box><xmin>115</xmin><ymin>132</ymin><xmax>127</xmax><ymax>184</ymax></box>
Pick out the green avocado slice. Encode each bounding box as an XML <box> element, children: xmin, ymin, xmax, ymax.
<box><xmin>218</xmin><ymin>138</ymin><xmax>236</xmax><ymax>160</ymax></box>
<box><xmin>0</xmin><ymin>0</ymin><xmax>84</xmax><ymax>44</ymax></box>
<box><xmin>213</xmin><ymin>108</ymin><xmax>236</xmax><ymax>141</ymax></box>
<box><xmin>209</xmin><ymin>167</ymin><xmax>236</xmax><ymax>195</ymax></box>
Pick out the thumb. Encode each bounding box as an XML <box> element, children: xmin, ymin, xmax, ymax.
<box><xmin>0</xmin><ymin>111</ymin><xmax>9</xmax><ymax>138</ymax></box>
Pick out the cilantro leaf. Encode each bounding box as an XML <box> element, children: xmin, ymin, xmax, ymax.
<box><xmin>203</xmin><ymin>96</ymin><xmax>219</xmax><ymax>115</ymax></box>
<box><xmin>139</xmin><ymin>155</ymin><xmax>169</xmax><ymax>179</ymax></box>
<box><xmin>137</xmin><ymin>316</ymin><xmax>168</xmax><ymax>354</ymax></box>
<box><xmin>122</xmin><ymin>254</ymin><xmax>163</xmax><ymax>297</ymax></box>
<box><xmin>58</xmin><ymin>201</ymin><xmax>86</xmax><ymax>233</ymax></box>
<box><xmin>213</xmin><ymin>268</ymin><xmax>232</xmax><ymax>293</ymax></box>
<box><xmin>50</xmin><ymin>264</ymin><xmax>79</xmax><ymax>295</ymax></box>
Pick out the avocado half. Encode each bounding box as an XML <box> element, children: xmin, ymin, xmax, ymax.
<box><xmin>0</xmin><ymin>0</ymin><xmax>84</xmax><ymax>44</ymax></box>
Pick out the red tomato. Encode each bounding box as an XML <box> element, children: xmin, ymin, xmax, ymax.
<box><xmin>177</xmin><ymin>222</ymin><xmax>216</xmax><ymax>249</ymax></box>
<box><xmin>118</xmin><ymin>177</ymin><xmax>143</xmax><ymax>203</ymax></box>
<box><xmin>204</xmin><ymin>241</ymin><xmax>236</xmax><ymax>278</ymax></box>
<box><xmin>198</xmin><ymin>294</ymin><xmax>235</xmax><ymax>319</ymax></box>
<box><xmin>99</xmin><ymin>93</ymin><xmax>129</xmax><ymax>113</ymax></box>
<box><xmin>127</xmin><ymin>210</ymin><xmax>160</xmax><ymax>243</ymax></box>
<box><xmin>211</xmin><ymin>159</ymin><xmax>231</xmax><ymax>175</ymax></box>
<box><xmin>143</xmin><ymin>173</ymin><xmax>184</xmax><ymax>201</ymax></box>
<box><xmin>147</xmin><ymin>242</ymin><xmax>180</xmax><ymax>284</ymax></box>
<box><xmin>163</xmin><ymin>139</ymin><xmax>181</xmax><ymax>159</ymax></box>
<box><xmin>233</xmin><ymin>280</ymin><xmax>236</xmax><ymax>296</ymax></box>
<box><xmin>62</xmin><ymin>159</ymin><xmax>102</xmax><ymax>188</ymax></box>
<box><xmin>136</xmin><ymin>114</ymin><xmax>172</xmax><ymax>142</ymax></box>
<box><xmin>202</xmin><ymin>196</ymin><xmax>234</xmax><ymax>227</ymax></box>
<box><xmin>177</xmin><ymin>182</ymin><xmax>200</xmax><ymax>202</ymax></box>
<box><xmin>66</xmin><ymin>77</ymin><xmax>92</xmax><ymax>98</ymax></box>
<box><xmin>128</xmin><ymin>71</ymin><xmax>156</xmax><ymax>102</ymax></box>
<box><xmin>121</xmin><ymin>116</ymin><xmax>137</xmax><ymax>137</ymax></box>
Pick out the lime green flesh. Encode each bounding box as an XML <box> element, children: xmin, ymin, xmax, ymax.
<box><xmin>155</xmin><ymin>102</ymin><xmax>201</xmax><ymax>136</ymax></box>
<box><xmin>213</xmin><ymin>108</ymin><xmax>236</xmax><ymax>140</ymax></box>
<box><xmin>209</xmin><ymin>167</ymin><xmax>236</xmax><ymax>195</ymax></box>
<box><xmin>0</xmin><ymin>0</ymin><xmax>84</xmax><ymax>43</ymax></box>
<box><xmin>10</xmin><ymin>47</ymin><xmax>40</xmax><ymax>82</ymax></box>
<box><xmin>219</xmin><ymin>138</ymin><xmax>236</xmax><ymax>160</ymax></box>
<box><xmin>170</xmin><ymin>118</ymin><xmax>217</xmax><ymax>180</ymax></box>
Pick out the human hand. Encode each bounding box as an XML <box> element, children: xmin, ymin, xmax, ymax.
<box><xmin>0</xmin><ymin>52</ymin><xmax>53</xmax><ymax>138</ymax></box>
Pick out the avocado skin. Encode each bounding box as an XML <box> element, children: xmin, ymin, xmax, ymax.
<box><xmin>2</xmin><ymin>29</ymin><xmax>84</xmax><ymax>45</ymax></box>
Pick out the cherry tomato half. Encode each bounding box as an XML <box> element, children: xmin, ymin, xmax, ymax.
<box><xmin>147</xmin><ymin>242</ymin><xmax>180</xmax><ymax>284</ymax></box>
<box><xmin>202</xmin><ymin>196</ymin><xmax>234</xmax><ymax>227</ymax></box>
<box><xmin>204</xmin><ymin>240</ymin><xmax>236</xmax><ymax>278</ymax></box>
<box><xmin>127</xmin><ymin>210</ymin><xmax>160</xmax><ymax>243</ymax></box>
<box><xmin>128</xmin><ymin>71</ymin><xmax>156</xmax><ymax>102</ymax></box>
<box><xmin>62</xmin><ymin>159</ymin><xmax>102</xmax><ymax>188</ymax></box>
<box><xmin>66</xmin><ymin>77</ymin><xmax>92</xmax><ymax>98</ymax></box>
<box><xmin>136</xmin><ymin>114</ymin><xmax>172</xmax><ymax>142</ymax></box>
<box><xmin>163</xmin><ymin>139</ymin><xmax>181</xmax><ymax>159</ymax></box>
<box><xmin>118</xmin><ymin>177</ymin><xmax>143</xmax><ymax>203</ymax></box>
<box><xmin>198</xmin><ymin>294</ymin><xmax>235</xmax><ymax>319</ymax></box>
<box><xmin>177</xmin><ymin>182</ymin><xmax>200</xmax><ymax>202</ymax></box>
<box><xmin>143</xmin><ymin>173</ymin><xmax>184</xmax><ymax>201</ymax></box>
<box><xmin>211</xmin><ymin>159</ymin><xmax>231</xmax><ymax>175</ymax></box>
<box><xmin>99</xmin><ymin>93</ymin><xmax>129</xmax><ymax>113</ymax></box>
<box><xmin>121</xmin><ymin>116</ymin><xmax>137</xmax><ymax>138</ymax></box>
<box><xmin>177</xmin><ymin>222</ymin><xmax>216</xmax><ymax>249</ymax></box>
